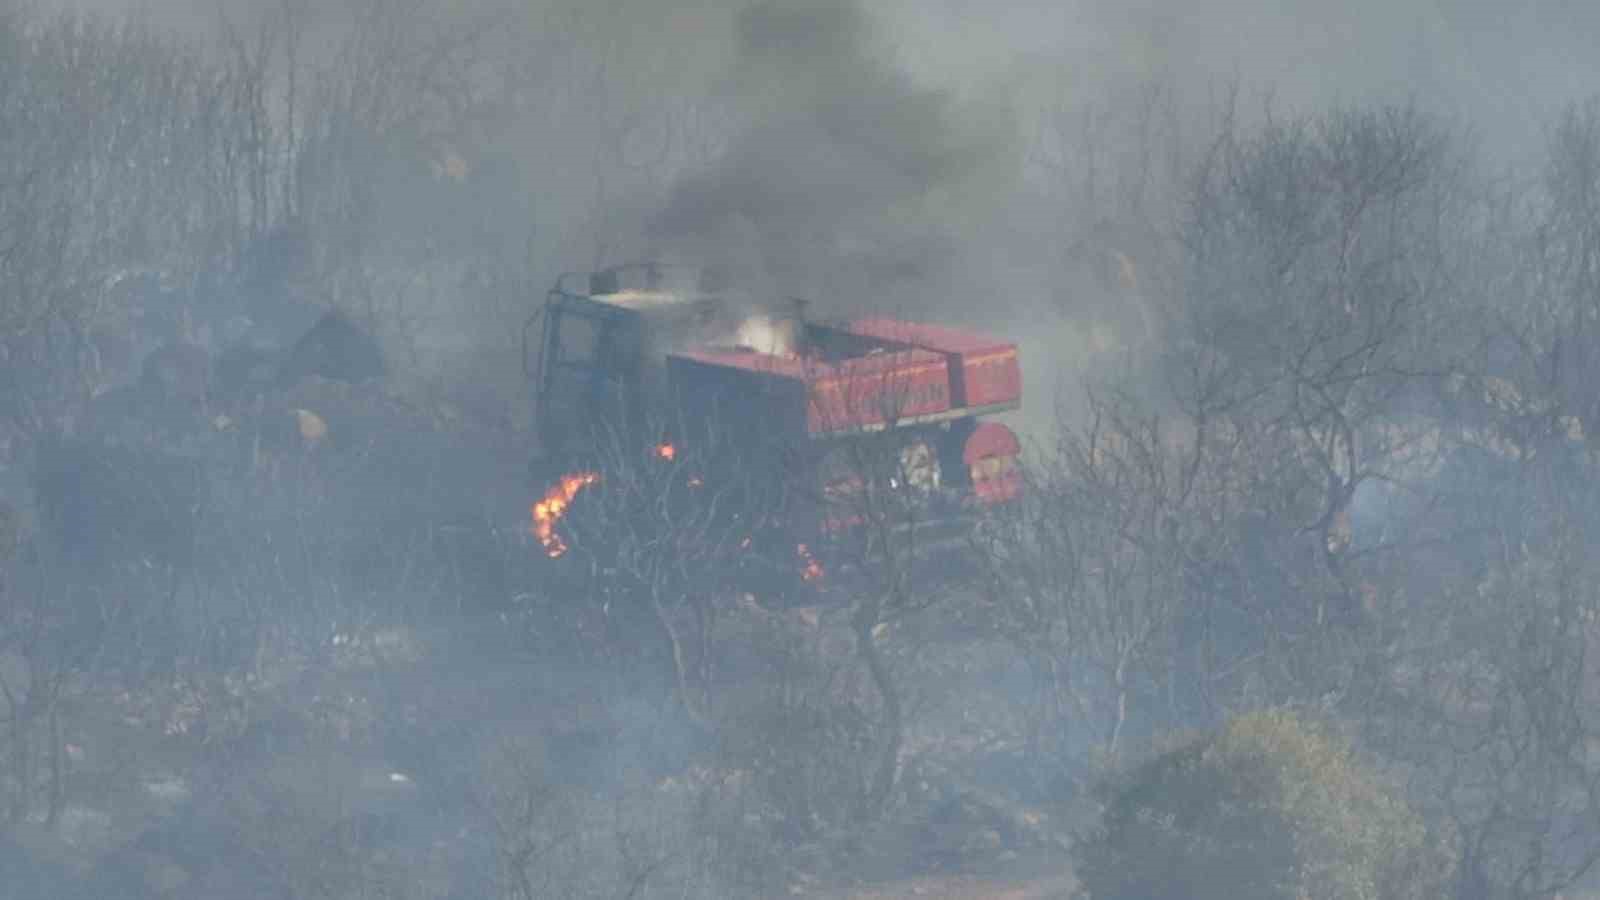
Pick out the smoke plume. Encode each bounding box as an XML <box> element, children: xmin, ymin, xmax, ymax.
<box><xmin>648</xmin><ymin>0</ymin><xmax>1016</xmax><ymax>316</ymax></box>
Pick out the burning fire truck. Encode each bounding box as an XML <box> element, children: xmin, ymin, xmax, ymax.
<box><xmin>524</xmin><ymin>262</ymin><xmax>1023</xmax><ymax>570</ymax></box>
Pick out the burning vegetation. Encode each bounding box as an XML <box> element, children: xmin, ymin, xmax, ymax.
<box><xmin>531</xmin><ymin>472</ymin><xmax>600</xmax><ymax>558</ymax></box>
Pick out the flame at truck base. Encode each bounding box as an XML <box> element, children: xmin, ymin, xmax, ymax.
<box><xmin>531</xmin><ymin>472</ymin><xmax>600</xmax><ymax>558</ymax></box>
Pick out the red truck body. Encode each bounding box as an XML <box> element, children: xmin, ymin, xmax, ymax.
<box><xmin>670</xmin><ymin>319</ymin><xmax>1021</xmax><ymax>438</ymax></box>
<box><xmin>528</xmin><ymin>263</ymin><xmax>1026</xmax><ymax>562</ymax></box>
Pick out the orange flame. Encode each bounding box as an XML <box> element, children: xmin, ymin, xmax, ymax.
<box><xmin>797</xmin><ymin>543</ymin><xmax>824</xmax><ymax>582</ymax></box>
<box><xmin>531</xmin><ymin>472</ymin><xmax>599</xmax><ymax>558</ymax></box>
<box><xmin>654</xmin><ymin>442</ymin><xmax>677</xmax><ymax>461</ymax></box>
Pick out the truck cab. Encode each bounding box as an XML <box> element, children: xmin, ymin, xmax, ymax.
<box><xmin>527</xmin><ymin>262</ymin><xmax>750</xmax><ymax>464</ymax></box>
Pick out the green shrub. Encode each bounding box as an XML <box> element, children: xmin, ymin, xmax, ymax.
<box><xmin>1073</xmin><ymin>709</ymin><xmax>1453</xmax><ymax>900</ymax></box>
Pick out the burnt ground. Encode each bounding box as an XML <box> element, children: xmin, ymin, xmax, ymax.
<box><xmin>2</xmin><ymin>355</ymin><xmax>1082</xmax><ymax>898</ymax></box>
<box><xmin>0</xmin><ymin>581</ymin><xmax>1083</xmax><ymax>899</ymax></box>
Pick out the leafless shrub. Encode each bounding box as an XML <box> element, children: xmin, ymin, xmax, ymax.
<box><xmin>974</xmin><ymin>391</ymin><xmax>1189</xmax><ymax>778</ymax></box>
<box><xmin>475</xmin><ymin>733</ymin><xmax>770</xmax><ymax>900</ymax></box>
<box><xmin>1337</xmin><ymin>97</ymin><xmax>1600</xmax><ymax>900</ymax></box>
<box><xmin>552</xmin><ymin>408</ymin><xmax>797</xmax><ymax>724</ymax></box>
<box><xmin>715</xmin><ymin>605</ymin><xmax>876</xmax><ymax>842</ymax></box>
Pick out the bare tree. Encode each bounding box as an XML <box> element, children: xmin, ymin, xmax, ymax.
<box><xmin>797</xmin><ymin>350</ymin><xmax>985</xmax><ymax>822</ymax></box>
<box><xmin>1347</xmin><ymin>95</ymin><xmax>1600</xmax><ymax>900</ymax></box>
<box><xmin>974</xmin><ymin>388</ymin><xmax>1190</xmax><ymax>775</ymax></box>
<box><xmin>1025</xmin><ymin>71</ymin><xmax>1190</xmax><ymax>346</ymax></box>
<box><xmin>554</xmin><ymin>408</ymin><xmax>793</xmax><ymax>726</ymax></box>
<box><xmin>980</xmin><ymin>99</ymin><xmax>1473</xmax><ymax>754</ymax></box>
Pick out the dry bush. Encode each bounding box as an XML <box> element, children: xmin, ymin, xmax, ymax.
<box><xmin>1073</xmin><ymin>708</ymin><xmax>1453</xmax><ymax>900</ymax></box>
<box><xmin>475</xmin><ymin>732</ymin><xmax>780</xmax><ymax>900</ymax></box>
<box><xmin>714</xmin><ymin>606</ymin><xmax>877</xmax><ymax>843</ymax></box>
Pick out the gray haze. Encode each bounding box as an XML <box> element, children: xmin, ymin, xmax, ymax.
<box><xmin>646</xmin><ymin>0</ymin><xmax>1014</xmax><ymax>314</ymax></box>
<box><xmin>9</xmin><ymin>1</ymin><xmax>1600</xmax><ymax>898</ymax></box>
<box><xmin>45</xmin><ymin>0</ymin><xmax>1600</xmax><ymax>334</ymax></box>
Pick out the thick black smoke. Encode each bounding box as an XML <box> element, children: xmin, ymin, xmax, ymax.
<box><xmin>648</xmin><ymin>0</ymin><xmax>1015</xmax><ymax>316</ymax></box>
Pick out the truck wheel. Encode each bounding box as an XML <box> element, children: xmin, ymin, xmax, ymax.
<box><xmin>896</xmin><ymin>438</ymin><xmax>942</xmax><ymax>495</ymax></box>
